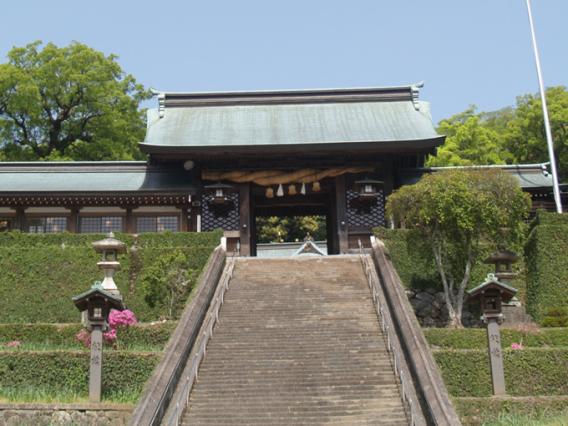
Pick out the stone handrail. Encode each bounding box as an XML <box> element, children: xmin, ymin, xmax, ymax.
<box><xmin>162</xmin><ymin>257</ymin><xmax>235</xmax><ymax>425</ymax></box>
<box><xmin>360</xmin><ymin>254</ymin><xmax>426</xmax><ymax>425</ymax></box>
<box><xmin>370</xmin><ymin>237</ymin><xmax>461</xmax><ymax>426</ymax></box>
<box><xmin>129</xmin><ymin>245</ymin><xmax>226</xmax><ymax>426</ymax></box>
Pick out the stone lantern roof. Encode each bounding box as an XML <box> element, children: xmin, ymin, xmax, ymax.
<box><xmin>72</xmin><ymin>282</ymin><xmax>125</xmax><ymax>312</ymax></box>
<box><xmin>467</xmin><ymin>274</ymin><xmax>518</xmax><ymax>304</ymax></box>
<box><xmin>92</xmin><ymin>232</ymin><xmax>127</xmax><ymax>254</ymax></box>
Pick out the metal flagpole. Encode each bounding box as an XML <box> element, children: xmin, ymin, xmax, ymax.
<box><xmin>525</xmin><ymin>0</ymin><xmax>563</xmax><ymax>213</ymax></box>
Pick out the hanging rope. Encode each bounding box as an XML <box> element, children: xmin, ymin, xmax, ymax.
<box><xmin>202</xmin><ymin>167</ymin><xmax>373</xmax><ymax>186</ymax></box>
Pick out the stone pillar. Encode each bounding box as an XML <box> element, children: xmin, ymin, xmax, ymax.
<box><xmin>486</xmin><ymin>316</ymin><xmax>506</xmax><ymax>395</ymax></box>
<box><xmin>89</xmin><ymin>325</ymin><xmax>103</xmax><ymax>402</ymax></box>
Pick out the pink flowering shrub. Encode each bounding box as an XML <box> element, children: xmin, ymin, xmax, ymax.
<box><xmin>5</xmin><ymin>340</ymin><xmax>21</xmax><ymax>348</ymax></box>
<box><xmin>108</xmin><ymin>309</ymin><xmax>138</xmax><ymax>328</ymax></box>
<box><xmin>511</xmin><ymin>342</ymin><xmax>523</xmax><ymax>350</ymax></box>
<box><xmin>103</xmin><ymin>328</ymin><xmax>117</xmax><ymax>344</ymax></box>
<box><xmin>75</xmin><ymin>329</ymin><xmax>91</xmax><ymax>348</ymax></box>
<box><xmin>75</xmin><ymin>309</ymin><xmax>137</xmax><ymax>348</ymax></box>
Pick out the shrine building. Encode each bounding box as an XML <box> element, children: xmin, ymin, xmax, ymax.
<box><xmin>0</xmin><ymin>85</ymin><xmax>557</xmax><ymax>255</ymax></box>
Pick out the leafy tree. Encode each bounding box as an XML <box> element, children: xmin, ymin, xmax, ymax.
<box><xmin>0</xmin><ymin>41</ymin><xmax>151</xmax><ymax>160</ymax></box>
<box><xmin>504</xmin><ymin>86</ymin><xmax>568</xmax><ymax>179</ymax></box>
<box><xmin>256</xmin><ymin>216</ymin><xmax>327</xmax><ymax>243</ymax></box>
<box><xmin>140</xmin><ymin>250</ymin><xmax>197</xmax><ymax>319</ymax></box>
<box><xmin>427</xmin><ymin>107</ymin><xmax>512</xmax><ymax>167</ymax></box>
<box><xmin>429</xmin><ymin>86</ymin><xmax>568</xmax><ymax>180</ymax></box>
<box><xmin>386</xmin><ymin>169</ymin><xmax>530</xmax><ymax>327</ymax></box>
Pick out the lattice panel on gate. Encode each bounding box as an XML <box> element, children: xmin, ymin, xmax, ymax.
<box><xmin>346</xmin><ymin>189</ymin><xmax>386</xmax><ymax>228</ymax></box>
<box><xmin>201</xmin><ymin>192</ymin><xmax>240</xmax><ymax>231</ymax></box>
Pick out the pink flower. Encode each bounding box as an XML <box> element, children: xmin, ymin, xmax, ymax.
<box><xmin>6</xmin><ymin>340</ymin><xmax>21</xmax><ymax>348</ymax></box>
<box><xmin>108</xmin><ymin>309</ymin><xmax>138</xmax><ymax>328</ymax></box>
<box><xmin>75</xmin><ymin>329</ymin><xmax>91</xmax><ymax>348</ymax></box>
<box><xmin>511</xmin><ymin>342</ymin><xmax>523</xmax><ymax>350</ymax></box>
<box><xmin>103</xmin><ymin>328</ymin><xmax>117</xmax><ymax>343</ymax></box>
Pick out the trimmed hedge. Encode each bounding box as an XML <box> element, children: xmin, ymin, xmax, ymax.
<box><xmin>0</xmin><ymin>322</ymin><xmax>176</xmax><ymax>349</ymax></box>
<box><xmin>526</xmin><ymin>211</ymin><xmax>568</xmax><ymax>322</ymax></box>
<box><xmin>373</xmin><ymin>228</ymin><xmax>526</xmax><ymax>298</ymax></box>
<box><xmin>0</xmin><ymin>231</ymin><xmax>222</xmax><ymax>248</ymax></box>
<box><xmin>453</xmin><ymin>396</ymin><xmax>568</xmax><ymax>426</ymax></box>
<box><xmin>0</xmin><ymin>231</ymin><xmax>221</xmax><ymax>323</ymax></box>
<box><xmin>434</xmin><ymin>348</ymin><xmax>568</xmax><ymax>397</ymax></box>
<box><xmin>531</xmin><ymin>210</ymin><xmax>568</xmax><ymax>227</ymax></box>
<box><xmin>424</xmin><ymin>327</ymin><xmax>568</xmax><ymax>349</ymax></box>
<box><xmin>0</xmin><ymin>350</ymin><xmax>159</xmax><ymax>398</ymax></box>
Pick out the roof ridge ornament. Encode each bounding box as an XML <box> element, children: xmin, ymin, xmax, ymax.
<box><xmin>411</xmin><ymin>81</ymin><xmax>424</xmax><ymax>110</ymax></box>
<box><xmin>151</xmin><ymin>89</ymin><xmax>166</xmax><ymax>118</ymax></box>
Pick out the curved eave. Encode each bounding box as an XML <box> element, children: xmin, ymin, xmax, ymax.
<box><xmin>140</xmin><ymin>136</ymin><xmax>445</xmax><ymax>157</ymax></box>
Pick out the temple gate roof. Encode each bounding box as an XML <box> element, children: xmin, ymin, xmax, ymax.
<box><xmin>140</xmin><ymin>84</ymin><xmax>445</xmax><ymax>155</ymax></box>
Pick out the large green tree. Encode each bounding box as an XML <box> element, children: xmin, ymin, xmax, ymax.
<box><xmin>504</xmin><ymin>87</ymin><xmax>568</xmax><ymax>179</ymax></box>
<box><xmin>428</xmin><ymin>86</ymin><xmax>568</xmax><ymax>180</ymax></box>
<box><xmin>427</xmin><ymin>107</ymin><xmax>513</xmax><ymax>167</ymax></box>
<box><xmin>387</xmin><ymin>169</ymin><xmax>530</xmax><ymax>327</ymax></box>
<box><xmin>0</xmin><ymin>41</ymin><xmax>150</xmax><ymax>160</ymax></box>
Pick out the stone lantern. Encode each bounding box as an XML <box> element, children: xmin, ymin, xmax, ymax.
<box><xmin>484</xmin><ymin>250</ymin><xmax>519</xmax><ymax>283</ymax></box>
<box><xmin>468</xmin><ymin>274</ymin><xmax>518</xmax><ymax>395</ymax></box>
<box><xmin>72</xmin><ymin>282</ymin><xmax>125</xmax><ymax>402</ymax></box>
<box><xmin>92</xmin><ymin>232</ymin><xmax>126</xmax><ymax>295</ymax></box>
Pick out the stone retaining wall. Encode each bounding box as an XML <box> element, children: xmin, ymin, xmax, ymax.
<box><xmin>407</xmin><ymin>287</ymin><xmax>531</xmax><ymax>327</ymax></box>
<box><xmin>0</xmin><ymin>403</ymin><xmax>132</xmax><ymax>426</ymax></box>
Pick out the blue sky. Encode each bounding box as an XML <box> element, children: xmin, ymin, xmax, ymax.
<box><xmin>1</xmin><ymin>0</ymin><xmax>567</xmax><ymax>123</ymax></box>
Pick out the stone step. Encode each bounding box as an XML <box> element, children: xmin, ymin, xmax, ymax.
<box><xmin>181</xmin><ymin>256</ymin><xmax>408</xmax><ymax>425</ymax></box>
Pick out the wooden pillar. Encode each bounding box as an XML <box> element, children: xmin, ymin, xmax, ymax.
<box><xmin>67</xmin><ymin>208</ymin><xmax>80</xmax><ymax>233</ymax></box>
<box><xmin>335</xmin><ymin>175</ymin><xmax>349</xmax><ymax>254</ymax></box>
<box><xmin>190</xmin><ymin>204</ymin><xmax>200</xmax><ymax>232</ymax></box>
<box><xmin>239</xmin><ymin>183</ymin><xmax>252</xmax><ymax>256</ymax></box>
<box><xmin>180</xmin><ymin>207</ymin><xmax>189</xmax><ymax>232</ymax></box>
<box><xmin>383</xmin><ymin>158</ymin><xmax>394</xmax><ymax>197</ymax></box>
<box><xmin>125</xmin><ymin>208</ymin><xmax>135</xmax><ymax>234</ymax></box>
<box><xmin>15</xmin><ymin>207</ymin><xmax>26</xmax><ymax>232</ymax></box>
<box><xmin>383</xmin><ymin>159</ymin><xmax>394</xmax><ymax>228</ymax></box>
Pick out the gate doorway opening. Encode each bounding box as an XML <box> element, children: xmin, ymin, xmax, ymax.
<box><xmin>249</xmin><ymin>180</ymin><xmax>339</xmax><ymax>257</ymax></box>
<box><xmin>255</xmin><ymin>215</ymin><xmax>328</xmax><ymax>257</ymax></box>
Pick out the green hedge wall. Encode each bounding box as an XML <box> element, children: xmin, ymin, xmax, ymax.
<box><xmin>0</xmin><ymin>231</ymin><xmax>221</xmax><ymax>323</ymax></box>
<box><xmin>525</xmin><ymin>211</ymin><xmax>568</xmax><ymax>322</ymax></box>
<box><xmin>453</xmin><ymin>396</ymin><xmax>568</xmax><ymax>426</ymax></box>
<box><xmin>434</xmin><ymin>348</ymin><xmax>568</xmax><ymax>397</ymax></box>
<box><xmin>0</xmin><ymin>350</ymin><xmax>159</xmax><ymax>398</ymax></box>
<box><xmin>373</xmin><ymin>228</ymin><xmax>526</xmax><ymax>297</ymax></box>
<box><xmin>0</xmin><ymin>322</ymin><xmax>176</xmax><ymax>349</ymax></box>
<box><xmin>424</xmin><ymin>328</ymin><xmax>568</xmax><ymax>349</ymax></box>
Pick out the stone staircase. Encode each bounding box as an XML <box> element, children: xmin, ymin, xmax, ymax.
<box><xmin>182</xmin><ymin>256</ymin><xmax>408</xmax><ymax>425</ymax></box>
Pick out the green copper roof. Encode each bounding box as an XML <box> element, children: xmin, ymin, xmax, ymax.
<box><xmin>0</xmin><ymin>162</ymin><xmax>196</xmax><ymax>194</ymax></box>
<box><xmin>141</xmin><ymin>85</ymin><xmax>444</xmax><ymax>154</ymax></box>
<box><xmin>398</xmin><ymin>164</ymin><xmax>554</xmax><ymax>190</ymax></box>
